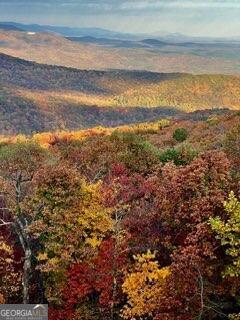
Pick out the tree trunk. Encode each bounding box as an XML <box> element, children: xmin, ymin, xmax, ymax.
<box><xmin>111</xmin><ymin>277</ymin><xmax>117</xmax><ymax>320</ymax></box>
<box><xmin>22</xmin><ymin>247</ymin><xmax>31</xmax><ymax>304</ymax></box>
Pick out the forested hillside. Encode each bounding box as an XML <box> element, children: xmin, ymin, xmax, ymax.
<box><xmin>112</xmin><ymin>74</ymin><xmax>240</xmax><ymax>112</ymax></box>
<box><xmin>0</xmin><ymin>53</ymin><xmax>240</xmax><ymax>134</ymax></box>
<box><xmin>0</xmin><ymin>112</ymin><xmax>239</xmax><ymax>319</ymax></box>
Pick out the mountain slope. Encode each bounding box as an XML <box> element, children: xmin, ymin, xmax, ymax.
<box><xmin>111</xmin><ymin>74</ymin><xmax>240</xmax><ymax>112</ymax></box>
<box><xmin>0</xmin><ymin>22</ymin><xmax>135</xmax><ymax>39</ymax></box>
<box><xmin>0</xmin><ymin>53</ymin><xmax>177</xmax><ymax>93</ymax></box>
<box><xmin>0</xmin><ymin>53</ymin><xmax>240</xmax><ymax>135</ymax></box>
<box><xmin>0</xmin><ymin>23</ymin><xmax>23</xmax><ymax>31</ymax></box>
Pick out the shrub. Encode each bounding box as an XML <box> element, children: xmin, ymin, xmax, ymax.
<box><xmin>159</xmin><ymin>148</ymin><xmax>181</xmax><ymax>165</ymax></box>
<box><xmin>159</xmin><ymin>144</ymin><xmax>197</xmax><ymax>166</ymax></box>
<box><xmin>206</xmin><ymin>116</ymin><xmax>219</xmax><ymax>126</ymax></box>
<box><xmin>173</xmin><ymin>128</ymin><xmax>188</xmax><ymax>142</ymax></box>
<box><xmin>158</xmin><ymin>119</ymin><xmax>171</xmax><ymax>130</ymax></box>
<box><xmin>223</xmin><ymin>124</ymin><xmax>240</xmax><ymax>170</ymax></box>
<box><xmin>111</xmin><ymin>132</ymin><xmax>161</xmax><ymax>173</ymax></box>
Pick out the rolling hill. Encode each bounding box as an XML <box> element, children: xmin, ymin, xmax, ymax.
<box><xmin>1</xmin><ymin>30</ymin><xmax>240</xmax><ymax>74</ymax></box>
<box><xmin>0</xmin><ymin>21</ymin><xmax>136</xmax><ymax>39</ymax></box>
<box><xmin>0</xmin><ymin>23</ymin><xmax>23</xmax><ymax>31</ymax></box>
<box><xmin>2</xmin><ymin>21</ymin><xmax>240</xmax><ymax>43</ymax></box>
<box><xmin>0</xmin><ymin>53</ymin><xmax>240</xmax><ymax>135</ymax></box>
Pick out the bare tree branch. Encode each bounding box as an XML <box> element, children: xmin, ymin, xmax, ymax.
<box><xmin>0</xmin><ymin>218</ymin><xmax>13</xmax><ymax>227</ymax></box>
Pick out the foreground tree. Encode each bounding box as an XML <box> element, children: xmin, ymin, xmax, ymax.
<box><xmin>0</xmin><ymin>142</ymin><xmax>49</xmax><ymax>303</ymax></box>
<box><xmin>0</xmin><ymin>236</ymin><xmax>20</xmax><ymax>302</ymax></box>
<box><xmin>29</xmin><ymin>163</ymin><xmax>113</xmax><ymax>304</ymax></box>
<box><xmin>56</xmin><ymin>237</ymin><xmax>127</xmax><ymax>320</ymax></box>
<box><xmin>210</xmin><ymin>192</ymin><xmax>240</xmax><ymax>278</ymax></box>
<box><xmin>121</xmin><ymin>151</ymin><xmax>233</xmax><ymax>319</ymax></box>
<box><xmin>122</xmin><ymin>251</ymin><xmax>170</xmax><ymax>320</ymax></box>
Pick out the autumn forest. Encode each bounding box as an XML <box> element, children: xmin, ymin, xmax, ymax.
<box><xmin>0</xmin><ymin>112</ymin><xmax>239</xmax><ymax>319</ymax></box>
<box><xmin>0</xmin><ymin>10</ymin><xmax>240</xmax><ymax>320</ymax></box>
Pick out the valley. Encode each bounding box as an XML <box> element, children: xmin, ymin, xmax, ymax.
<box><xmin>0</xmin><ymin>53</ymin><xmax>240</xmax><ymax>134</ymax></box>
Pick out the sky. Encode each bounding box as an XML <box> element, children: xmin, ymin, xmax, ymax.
<box><xmin>0</xmin><ymin>0</ymin><xmax>240</xmax><ymax>37</ymax></box>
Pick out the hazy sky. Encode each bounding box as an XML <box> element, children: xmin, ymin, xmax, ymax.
<box><xmin>0</xmin><ymin>0</ymin><xmax>240</xmax><ymax>37</ymax></box>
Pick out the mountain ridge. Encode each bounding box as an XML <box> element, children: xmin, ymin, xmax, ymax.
<box><xmin>0</xmin><ymin>21</ymin><xmax>136</xmax><ymax>39</ymax></box>
<box><xmin>0</xmin><ymin>53</ymin><xmax>240</xmax><ymax>135</ymax></box>
<box><xmin>1</xmin><ymin>29</ymin><xmax>240</xmax><ymax>74</ymax></box>
<box><xmin>2</xmin><ymin>21</ymin><xmax>240</xmax><ymax>43</ymax></box>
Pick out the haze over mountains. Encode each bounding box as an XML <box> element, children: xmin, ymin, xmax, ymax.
<box><xmin>1</xmin><ymin>21</ymin><xmax>240</xmax><ymax>42</ymax></box>
<box><xmin>1</xmin><ymin>22</ymin><xmax>240</xmax><ymax>74</ymax></box>
<box><xmin>0</xmin><ymin>21</ymin><xmax>240</xmax><ymax>135</ymax></box>
<box><xmin>0</xmin><ymin>21</ymin><xmax>137</xmax><ymax>39</ymax></box>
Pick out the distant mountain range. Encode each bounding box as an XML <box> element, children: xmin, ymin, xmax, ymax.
<box><xmin>0</xmin><ymin>22</ymin><xmax>137</xmax><ymax>39</ymax></box>
<box><xmin>0</xmin><ymin>23</ymin><xmax>23</xmax><ymax>32</ymax></box>
<box><xmin>1</xmin><ymin>21</ymin><xmax>240</xmax><ymax>43</ymax></box>
<box><xmin>0</xmin><ymin>53</ymin><xmax>239</xmax><ymax>134</ymax></box>
<box><xmin>1</xmin><ymin>29</ymin><xmax>240</xmax><ymax>74</ymax></box>
<box><xmin>68</xmin><ymin>35</ymin><xmax>240</xmax><ymax>51</ymax></box>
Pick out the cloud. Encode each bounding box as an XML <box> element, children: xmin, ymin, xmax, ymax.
<box><xmin>0</xmin><ymin>0</ymin><xmax>239</xmax><ymax>37</ymax></box>
<box><xmin>2</xmin><ymin>0</ymin><xmax>240</xmax><ymax>9</ymax></box>
<box><xmin>120</xmin><ymin>0</ymin><xmax>240</xmax><ymax>10</ymax></box>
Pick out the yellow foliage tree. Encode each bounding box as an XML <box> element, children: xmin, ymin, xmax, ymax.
<box><xmin>121</xmin><ymin>250</ymin><xmax>170</xmax><ymax>319</ymax></box>
<box><xmin>210</xmin><ymin>191</ymin><xmax>240</xmax><ymax>278</ymax></box>
<box><xmin>29</xmin><ymin>164</ymin><xmax>113</xmax><ymax>302</ymax></box>
<box><xmin>0</xmin><ymin>238</ymin><xmax>20</xmax><ymax>302</ymax></box>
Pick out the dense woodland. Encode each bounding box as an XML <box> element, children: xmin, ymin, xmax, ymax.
<box><xmin>0</xmin><ymin>112</ymin><xmax>239</xmax><ymax>319</ymax></box>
